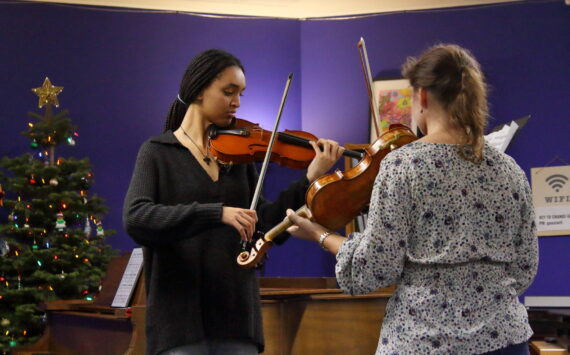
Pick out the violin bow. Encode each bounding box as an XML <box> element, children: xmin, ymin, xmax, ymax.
<box><xmin>240</xmin><ymin>73</ymin><xmax>294</xmax><ymax>252</ymax></box>
<box><xmin>249</xmin><ymin>73</ymin><xmax>293</xmax><ymax>211</ymax></box>
<box><xmin>357</xmin><ymin>37</ymin><xmax>383</xmax><ymax>140</ymax></box>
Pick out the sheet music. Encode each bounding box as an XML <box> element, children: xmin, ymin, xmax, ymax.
<box><xmin>484</xmin><ymin>121</ymin><xmax>519</xmax><ymax>153</ymax></box>
<box><xmin>111</xmin><ymin>248</ymin><xmax>143</xmax><ymax>308</ymax></box>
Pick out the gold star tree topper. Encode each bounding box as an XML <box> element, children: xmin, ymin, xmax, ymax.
<box><xmin>32</xmin><ymin>77</ymin><xmax>64</xmax><ymax>108</ymax></box>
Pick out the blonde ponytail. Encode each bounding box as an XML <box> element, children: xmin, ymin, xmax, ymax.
<box><xmin>402</xmin><ymin>44</ymin><xmax>488</xmax><ymax>163</ymax></box>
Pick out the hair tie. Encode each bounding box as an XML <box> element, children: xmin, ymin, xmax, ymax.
<box><xmin>177</xmin><ymin>94</ymin><xmax>188</xmax><ymax>106</ymax></box>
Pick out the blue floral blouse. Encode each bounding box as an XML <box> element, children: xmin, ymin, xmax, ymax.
<box><xmin>336</xmin><ymin>141</ymin><xmax>538</xmax><ymax>355</ymax></box>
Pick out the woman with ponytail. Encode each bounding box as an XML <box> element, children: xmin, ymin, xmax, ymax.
<box><xmin>123</xmin><ymin>49</ymin><xmax>343</xmax><ymax>355</ymax></box>
<box><xmin>286</xmin><ymin>44</ymin><xmax>537</xmax><ymax>355</ymax></box>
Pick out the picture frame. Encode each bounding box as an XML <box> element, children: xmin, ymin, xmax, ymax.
<box><xmin>370</xmin><ymin>78</ymin><xmax>414</xmax><ymax>142</ymax></box>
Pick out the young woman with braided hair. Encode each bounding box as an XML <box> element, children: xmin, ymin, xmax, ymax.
<box><xmin>123</xmin><ymin>49</ymin><xmax>343</xmax><ymax>355</ymax></box>
<box><xmin>286</xmin><ymin>44</ymin><xmax>538</xmax><ymax>355</ymax></box>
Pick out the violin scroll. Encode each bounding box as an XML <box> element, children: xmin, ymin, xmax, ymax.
<box><xmin>236</xmin><ymin>205</ymin><xmax>310</xmax><ymax>268</ymax></box>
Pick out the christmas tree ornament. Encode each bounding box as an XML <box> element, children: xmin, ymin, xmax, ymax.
<box><xmin>0</xmin><ymin>318</ymin><xmax>9</xmax><ymax>327</ymax></box>
<box><xmin>96</xmin><ymin>220</ymin><xmax>104</xmax><ymax>237</ymax></box>
<box><xmin>67</xmin><ymin>136</ymin><xmax>76</xmax><ymax>146</ymax></box>
<box><xmin>29</xmin><ymin>174</ymin><xmax>37</xmax><ymax>185</ymax></box>
<box><xmin>80</xmin><ymin>176</ymin><xmax>90</xmax><ymax>190</ymax></box>
<box><xmin>0</xmin><ymin>184</ymin><xmax>4</xmax><ymax>206</ymax></box>
<box><xmin>30</xmin><ymin>139</ymin><xmax>39</xmax><ymax>149</ymax></box>
<box><xmin>84</xmin><ymin>217</ymin><xmax>91</xmax><ymax>238</ymax></box>
<box><xmin>8</xmin><ymin>212</ymin><xmax>14</xmax><ymax>221</ymax></box>
<box><xmin>55</xmin><ymin>212</ymin><xmax>66</xmax><ymax>231</ymax></box>
<box><xmin>31</xmin><ymin>77</ymin><xmax>63</xmax><ymax>108</ymax></box>
<box><xmin>49</xmin><ymin>178</ymin><xmax>59</xmax><ymax>186</ymax></box>
<box><xmin>0</xmin><ymin>239</ymin><xmax>10</xmax><ymax>256</ymax></box>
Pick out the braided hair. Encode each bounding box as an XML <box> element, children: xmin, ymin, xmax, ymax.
<box><xmin>164</xmin><ymin>49</ymin><xmax>244</xmax><ymax>133</ymax></box>
<box><xmin>402</xmin><ymin>44</ymin><xmax>488</xmax><ymax>163</ymax></box>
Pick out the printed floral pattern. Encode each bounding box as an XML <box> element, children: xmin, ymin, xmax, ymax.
<box><xmin>336</xmin><ymin>141</ymin><xmax>538</xmax><ymax>354</ymax></box>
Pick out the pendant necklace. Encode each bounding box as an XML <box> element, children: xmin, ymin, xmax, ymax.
<box><xmin>180</xmin><ymin>126</ymin><xmax>211</xmax><ymax>165</ymax></box>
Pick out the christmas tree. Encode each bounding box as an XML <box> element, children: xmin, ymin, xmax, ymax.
<box><xmin>0</xmin><ymin>78</ymin><xmax>116</xmax><ymax>352</ymax></box>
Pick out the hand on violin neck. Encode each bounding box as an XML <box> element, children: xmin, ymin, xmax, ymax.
<box><xmin>286</xmin><ymin>209</ymin><xmax>344</xmax><ymax>255</ymax></box>
<box><xmin>285</xmin><ymin>209</ymin><xmax>325</xmax><ymax>243</ymax></box>
<box><xmin>306</xmin><ymin>139</ymin><xmax>345</xmax><ymax>183</ymax></box>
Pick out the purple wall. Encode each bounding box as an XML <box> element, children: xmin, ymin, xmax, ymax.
<box><xmin>0</xmin><ymin>2</ymin><xmax>302</xmax><ymax>252</ymax></box>
<box><xmin>300</xmin><ymin>0</ymin><xmax>570</xmax><ymax>295</ymax></box>
<box><xmin>1</xmin><ymin>1</ymin><xmax>569</xmax><ymax>294</ymax></box>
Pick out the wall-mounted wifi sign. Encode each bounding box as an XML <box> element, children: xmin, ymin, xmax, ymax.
<box><xmin>531</xmin><ymin>165</ymin><xmax>570</xmax><ymax>236</ymax></box>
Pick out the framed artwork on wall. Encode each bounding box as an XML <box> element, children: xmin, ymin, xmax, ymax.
<box><xmin>370</xmin><ymin>78</ymin><xmax>414</xmax><ymax>142</ymax></box>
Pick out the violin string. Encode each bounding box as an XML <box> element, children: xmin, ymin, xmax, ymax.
<box><xmin>180</xmin><ymin>126</ymin><xmax>212</xmax><ymax>165</ymax></box>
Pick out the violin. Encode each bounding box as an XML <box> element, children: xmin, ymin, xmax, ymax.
<box><xmin>208</xmin><ymin>118</ymin><xmax>363</xmax><ymax>169</ymax></box>
<box><xmin>306</xmin><ymin>124</ymin><xmax>416</xmax><ymax>230</ymax></box>
<box><xmin>236</xmin><ymin>123</ymin><xmax>417</xmax><ymax>268</ymax></box>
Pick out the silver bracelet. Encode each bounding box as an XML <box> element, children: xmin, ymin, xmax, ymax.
<box><xmin>318</xmin><ymin>231</ymin><xmax>332</xmax><ymax>250</ymax></box>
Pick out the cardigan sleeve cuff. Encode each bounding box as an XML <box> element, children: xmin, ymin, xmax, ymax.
<box><xmin>195</xmin><ymin>202</ymin><xmax>224</xmax><ymax>223</ymax></box>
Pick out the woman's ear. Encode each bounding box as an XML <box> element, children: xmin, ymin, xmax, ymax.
<box><xmin>419</xmin><ymin>88</ymin><xmax>428</xmax><ymax>109</ymax></box>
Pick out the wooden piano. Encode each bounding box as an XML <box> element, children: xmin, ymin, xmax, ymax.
<box><xmin>12</xmin><ymin>253</ymin><xmax>146</xmax><ymax>355</ymax></box>
<box><xmin>13</xmin><ymin>253</ymin><xmax>393</xmax><ymax>355</ymax></box>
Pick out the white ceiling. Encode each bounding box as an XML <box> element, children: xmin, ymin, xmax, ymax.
<box><xmin>29</xmin><ymin>0</ymin><xmax>523</xmax><ymax>19</ymax></box>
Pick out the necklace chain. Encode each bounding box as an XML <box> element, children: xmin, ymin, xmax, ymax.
<box><xmin>180</xmin><ymin>126</ymin><xmax>211</xmax><ymax>165</ymax></box>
